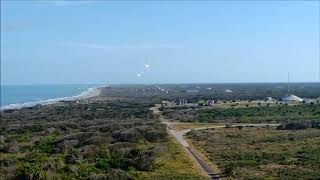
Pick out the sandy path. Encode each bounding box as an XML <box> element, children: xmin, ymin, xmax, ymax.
<box><xmin>151</xmin><ymin>105</ymin><xmax>281</xmax><ymax>179</ymax></box>
<box><xmin>151</xmin><ymin>106</ymin><xmax>221</xmax><ymax>179</ymax></box>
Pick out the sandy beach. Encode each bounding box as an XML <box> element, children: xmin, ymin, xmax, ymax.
<box><xmin>0</xmin><ymin>86</ymin><xmax>103</xmax><ymax>111</ymax></box>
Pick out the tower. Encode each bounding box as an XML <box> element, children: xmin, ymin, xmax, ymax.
<box><xmin>287</xmin><ymin>72</ymin><xmax>290</xmax><ymax>94</ymax></box>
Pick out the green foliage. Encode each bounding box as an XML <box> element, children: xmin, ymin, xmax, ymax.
<box><xmin>34</xmin><ymin>135</ymin><xmax>57</xmax><ymax>154</ymax></box>
<box><xmin>7</xmin><ymin>132</ymin><xmax>31</xmax><ymax>143</ymax></box>
<box><xmin>16</xmin><ymin>161</ymin><xmax>47</xmax><ymax>180</ymax></box>
<box><xmin>76</xmin><ymin>161</ymin><xmax>98</xmax><ymax>178</ymax></box>
<box><xmin>187</xmin><ymin>127</ymin><xmax>320</xmax><ymax>179</ymax></box>
<box><xmin>0</xmin><ymin>98</ymin><xmax>167</xmax><ymax>179</ymax></box>
<box><xmin>164</xmin><ymin>104</ymin><xmax>320</xmax><ymax>123</ymax></box>
<box><xmin>95</xmin><ymin>159</ymin><xmax>111</xmax><ymax>172</ymax></box>
<box><xmin>277</xmin><ymin>120</ymin><xmax>320</xmax><ymax>130</ymax></box>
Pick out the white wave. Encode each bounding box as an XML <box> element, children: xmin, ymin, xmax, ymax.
<box><xmin>0</xmin><ymin>86</ymin><xmax>101</xmax><ymax>111</ymax></box>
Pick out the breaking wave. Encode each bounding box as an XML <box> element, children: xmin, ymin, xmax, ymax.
<box><xmin>0</xmin><ymin>87</ymin><xmax>100</xmax><ymax>111</ymax></box>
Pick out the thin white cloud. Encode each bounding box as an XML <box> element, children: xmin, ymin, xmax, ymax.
<box><xmin>61</xmin><ymin>42</ymin><xmax>114</xmax><ymax>49</ymax></box>
<box><xmin>1</xmin><ymin>21</ymin><xmax>33</xmax><ymax>31</ymax></box>
<box><xmin>34</xmin><ymin>0</ymin><xmax>93</xmax><ymax>7</ymax></box>
<box><xmin>59</xmin><ymin>42</ymin><xmax>184</xmax><ymax>50</ymax></box>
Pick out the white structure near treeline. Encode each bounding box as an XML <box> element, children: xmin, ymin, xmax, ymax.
<box><xmin>266</xmin><ymin>97</ymin><xmax>273</xmax><ymax>101</ymax></box>
<box><xmin>281</xmin><ymin>94</ymin><xmax>303</xmax><ymax>102</ymax></box>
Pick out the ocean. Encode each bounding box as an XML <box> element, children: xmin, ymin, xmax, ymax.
<box><xmin>0</xmin><ymin>84</ymin><xmax>101</xmax><ymax>110</ymax></box>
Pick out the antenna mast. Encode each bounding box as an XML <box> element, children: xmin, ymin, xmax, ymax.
<box><xmin>287</xmin><ymin>72</ymin><xmax>290</xmax><ymax>94</ymax></box>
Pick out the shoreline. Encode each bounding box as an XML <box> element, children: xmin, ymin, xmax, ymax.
<box><xmin>0</xmin><ymin>86</ymin><xmax>102</xmax><ymax>111</ymax></box>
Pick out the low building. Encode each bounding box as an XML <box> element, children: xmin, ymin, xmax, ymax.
<box><xmin>197</xmin><ymin>100</ymin><xmax>215</xmax><ymax>106</ymax></box>
<box><xmin>265</xmin><ymin>97</ymin><xmax>274</xmax><ymax>101</ymax></box>
<box><xmin>161</xmin><ymin>101</ymin><xmax>176</xmax><ymax>107</ymax></box>
<box><xmin>177</xmin><ymin>99</ymin><xmax>187</xmax><ymax>106</ymax></box>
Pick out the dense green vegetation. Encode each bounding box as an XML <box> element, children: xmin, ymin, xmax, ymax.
<box><xmin>1</xmin><ymin>84</ymin><xmax>319</xmax><ymax>179</ymax></box>
<box><xmin>187</xmin><ymin>126</ymin><xmax>320</xmax><ymax>179</ymax></box>
<box><xmin>103</xmin><ymin>83</ymin><xmax>320</xmax><ymax>101</ymax></box>
<box><xmin>0</xmin><ymin>98</ymin><xmax>206</xmax><ymax>179</ymax></box>
<box><xmin>162</xmin><ymin>104</ymin><xmax>320</xmax><ymax>123</ymax></box>
<box><xmin>277</xmin><ymin>121</ymin><xmax>320</xmax><ymax>130</ymax></box>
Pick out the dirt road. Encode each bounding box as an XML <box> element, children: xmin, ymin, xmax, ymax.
<box><xmin>151</xmin><ymin>106</ymin><xmax>221</xmax><ymax>179</ymax></box>
<box><xmin>151</xmin><ymin>105</ymin><xmax>281</xmax><ymax>180</ymax></box>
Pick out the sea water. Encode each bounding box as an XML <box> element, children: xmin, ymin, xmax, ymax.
<box><xmin>0</xmin><ymin>84</ymin><xmax>101</xmax><ymax>110</ymax></box>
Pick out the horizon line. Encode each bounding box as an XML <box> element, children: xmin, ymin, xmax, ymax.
<box><xmin>1</xmin><ymin>81</ymin><xmax>320</xmax><ymax>86</ymax></box>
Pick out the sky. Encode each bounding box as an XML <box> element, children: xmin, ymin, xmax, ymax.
<box><xmin>1</xmin><ymin>1</ymin><xmax>319</xmax><ymax>85</ymax></box>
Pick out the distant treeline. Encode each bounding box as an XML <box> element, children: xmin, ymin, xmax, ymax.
<box><xmin>277</xmin><ymin>121</ymin><xmax>320</xmax><ymax>130</ymax></box>
<box><xmin>101</xmin><ymin>83</ymin><xmax>320</xmax><ymax>101</ymax></box>
<box><xmin>162</xmin><ymin>104</ymin><xmax>320</xmax><ymax>123</ymax></box>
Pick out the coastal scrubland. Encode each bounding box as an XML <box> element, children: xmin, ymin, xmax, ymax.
<box><xmin>162</xmin><ymin>104</ymin><xmax>320</xmax><ymax>123</ymax></box>
<box><xmin>0</xmin><ymin>98</ymin><xmax>205</xmax><ymax>179</ymax></box>
<box><xmin>186</xmin><ymin>126</ymin><xmax>320</xmax><ymax>179</ymax></box>
<box><xmin>1</xmin><ymin>84</ymin><xmax>320</xmax><ymax>179</ymax></box>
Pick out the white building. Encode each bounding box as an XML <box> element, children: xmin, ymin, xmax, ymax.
<box><xmin>281</xmin><ymin>94</ymin><xmax>303</xmax><ymax>102</ymax></box>
<box><xmin>265</xmin><ymin>97</ymin><xmax>274</xmax><ymax>101</ymax></box>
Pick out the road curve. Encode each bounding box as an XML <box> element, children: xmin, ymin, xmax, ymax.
<box><xmin>151</xmin><ymin>105</ymin><xmax>281</xmax><ymax>179</ymax></box>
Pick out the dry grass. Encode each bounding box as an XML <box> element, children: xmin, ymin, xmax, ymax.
<box><xmin>187</xmin><ymin>127</ymin><xmax>320</xmax><ymax>179</ymax></box>
<box><xmin>129</xmin><ymin>138</ymin><xmax>207</xmax><ymax>179</ymax></box>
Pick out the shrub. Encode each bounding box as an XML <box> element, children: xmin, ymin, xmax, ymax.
<box><xmin>33</xmin><ymin>135</ymin><xmax>57</xmax><ymax>154</ymax></box>
<box><xmin>112</xmin><ymin>129</ymin><xmax>143</xmax><ymax>142</ymax></box>
<box><xmin>144</xmin><ymin>129</ymin><xmax>166</xmax><ymax>142</ymax></box>
<box><xmin>95</xmin><ymin>159</ymin><xmax>111</xmax><ymax>172</ymax></box>
<box><xmin>0</xmin><ymin>142</ymin><xmax>19</xmax><ymax>153</ymax></box>
<box><xmin>311</xmin><ymin>120</ymin><xmax>320</xmax><ymax>129</ymax></box>
<box><xmin>16</xmin><ymin>162</ymin><xmax>47</xmax><ymax>180</ymax></box>
<box><xmin>277</xmin><ymin>122</ymin><xmax>311</xmax><ymax>130</ymax></box>
<box><xmin>123</xmin><ymin>148</ymin><xmax>157</xmax><ymax>171</ymax></box>
<box><xmin>55</xmin><ymin>139</ymin><xmax>79</xmax><ymax>153</ymax></box>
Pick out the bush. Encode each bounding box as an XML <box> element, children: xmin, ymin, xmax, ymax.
<box><xmin>144</xmin><ymin>129</ymin><xmax>166</xmax><ymax>142</ymax></box>
<box><xmin>95</xmin><ymin>159</ymin><xmax>111</xmax><ymax>172</ymax></box>
<box><xmin>55</xmin><ymin>139</ymin><xmax>79</xmax><ymax>153</ymax></box>
<box><xmin>277</xmin><ymin>122</ymin><xmax>311</xmax><ymax>130</ymax></box>
<box><xmin>34</xmin><ymin>135</ymin><xmax>57</xmax><ymax>154</ymax></box>
<box><xmin>311</xmin><ymin>120</ymin><xmax>320</xmax><ymax>129</ymax></box>
<box><xmin>112</xmin><ymin>129</ymin><xmax>143</xmax><ymax>142</ymax></box>
<box><xmin>0</xmin><ymin>142</ymin><xmax>19</xmax><ymax>153</ymax></box>
<box><xmin>123</xmin><ymin>147</ymin><xmax>157</xmax><ymax>171</ymax></box>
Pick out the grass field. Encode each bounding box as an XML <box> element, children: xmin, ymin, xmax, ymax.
<box><xmin>187</xmin><ymin>127</ymin><xmax>320</xmax><ymax>179</ymax></box>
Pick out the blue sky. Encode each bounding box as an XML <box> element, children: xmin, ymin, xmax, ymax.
<box><xmin>1</xmin><ymin>1</ymin><xmax>319</xmax><ymax>84</ymax></box>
